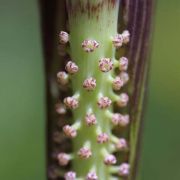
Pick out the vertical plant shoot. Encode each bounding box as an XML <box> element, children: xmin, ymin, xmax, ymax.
<box><xmin>42</xmin><ymin>0</ymin><xmax>154</xmax><ymax>179</ymax></box>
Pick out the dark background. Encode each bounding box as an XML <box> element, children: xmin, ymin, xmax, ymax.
<box><xmin>0</xmin><ymin>0</ymin><xmax>180</xmax><ymax>179</ymax></box>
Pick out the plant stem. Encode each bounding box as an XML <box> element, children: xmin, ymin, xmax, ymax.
<box><xmin>67</xmin><ymin>0</ymin><xmax>120</xmax><ymax>178</ymax></box>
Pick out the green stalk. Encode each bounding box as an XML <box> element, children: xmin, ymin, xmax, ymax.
<box><xmin>41</xmin><ymin>0</ymin><xmax>154</xmax><ymax>179</ymax></box>
<box><xmin>68</xmin><ymin>1</ymin><xmax>119</xmax><ymax>179</ymax></box>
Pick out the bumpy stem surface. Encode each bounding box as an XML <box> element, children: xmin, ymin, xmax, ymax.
<box><xmin>41</xmin><ymin>0</ymin><xmax>154</xmax><ymax>179</ymax></box>
<box><xmin>67</xmin><ymin>1</ymin><xmax>119</xmax><ymax>179</ymax></box>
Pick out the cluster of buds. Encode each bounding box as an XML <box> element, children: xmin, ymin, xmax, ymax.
<box><xmin>64</xmin><ymin>96</ymin><xmax>79</xmax><ymax>109</ymax></box>
<box><xmin>65</xmin><ymin>61</ymin><xmax>79</xmax><ymax>74</ymax></box>
<box><xmin>85</xmin><ymin>113</ymin><xmax>97</xmax><ymax>126</ymax></box>
<box><xmin>99</xmin><ymin>58</ymin><xmax>113</xmax><ymax>72</ymax></box>
<box><xmin>112</xmin><ymin>30</ymin><xmax>130</xmax><ymax>48</ymax></box>
<box><xmin>83</xmin><ymin>77</ymin><xmax>96</xmax><ymax>91</ymax></box>
<box><xmin>112</xmin><ymin>76</ymin><xmax>124</xmax><ymax>91</ymax></box>
<box><xmin>112</xmin><ymin>34</ymin><xmax>123</xmax><ymax>48</ymax></box>
<box><xmin>86</xmin><ymin>172</ymin><xmax>98</xmax><ymax>180</ymax></box>
<box><xmin>119</xmin><ymin>57</ymin><xmax>129</xmax><ymax>71</ymax></box>
<box><xmin>64</xmin><ymin>171</ymin><xmax>76</xmax><ymax>180</ymax></box>
<box><xmin>63</xmin><ymin>125</ymin><xmax>77</xmax><ymax>138</ymax></box>
<box><xmin>117</xmin><ymin>93</ymin><xmax>129</xmax><ymax>107</ymax></box>
<box><xmin>56</xmin><ymin>28</ymin><xmax>131</xmax><ymax>179</ymax></box>
<box><xmin>57</xmin><ymin>153</ymin><xmax>70</xmax><ymax>166</ymax></box>
<box><xmin>104</xmin><ymin>154</ymin><xmax>117</xmax><ymax>165</ymax></box>
<box><xmin>78</xmin><ymin>147</ymin><xmax>92</xmax><ymax>159</ymax></box>
<box><xmin>97</xmin><ymin>96</ymin><xmax>112</xmax><ymax>109</ymax></box>
<box><xmin>82</xmin><ymin>39</ymin><xmax>99</xmax><ymax>52</ymax></box>
<box><xmin>97</xmin><ymin>133</ymin><xmax>109</xmax><ymax>144</ymax></box>
<box><xmin>111</xmin><ymin>113</ymin><xmax>130</xmax><ymax>127</ymax></box>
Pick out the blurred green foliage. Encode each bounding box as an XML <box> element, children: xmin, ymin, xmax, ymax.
<box><xmin>0</xmin><ymin>0</ymin><xmax>179</xmax><ymax>180</ymax></box>
<box><xmin>140</xmin><ymin>0</ymin><xmax>180</xmax><ymax>180</ymax></box>
<box><xmin>0</xmin><ymin>0</ymin><xmax>46</xmax><ymax>180</ymax></box>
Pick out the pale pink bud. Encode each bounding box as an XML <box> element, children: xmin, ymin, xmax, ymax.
<box><xmin>57</xmin><ymin>71</ymin><xmax>69</xmax><ymax>85</ymax></box>
<box><xmin>64</xmin><ymin>171</ymin><xmax>76</xmax><ymax>180</ymax></box>
<box><xmin>82</xmin><ymin>39</ymin><xmax>99</xmax><ymax>52</ymax></box>
<box><xmin>117</xmin><ymin>93</ymin><xmax>129</xmax><ymax>107</ymax></box>
<box><xmin>122</xmin><ymin>30</ymin><xmax>130</xmax><ymax>44</ymax></box>
<box><xmin>119</xmin><ymin>115</ymin><xmax>130</xmax><ymax>127</ymax></box>
<box><xmin>97</xmin><ymin>133</ymin><xmax>109</xmax><ymax>144</ymax></box>
<box><xmin>85</xmin><ymin>113</ymin><xmax>97</xmax><ymax>126</ymax></box>
<box><xmin>112</xmin><ymin>34</ymin><xmax>123</xmax><ymax>48</ymax></box>
<box><xmin>78</xmin><ymin>147</ymin><xmax>92</xmax><ymax>159</ymax></box>
<box><xmin>116</xmin><ymin>138</ymin><xmax>128</xmax><ymax>151</ymax></box>
<box><xmin>55</xmin><ymin>103</ymin><xmax>66</xmax><ymax>114</ymax></box>
<box><xmin>111</xmin><ymin>113</ymin><xmax>130</xmax><ymax>127</ymax></box>
<box><xmin>119</xmin><ymin>57</ymin><xmax>128</xmax><ymax>71</ymax></box>
<box><xmin>112</xmin><ymin>76</ymin><xmax>124</xmax><ymax>90</ymax></box>
<box><xmin>86</xmin><ymin>172</ymin><xmax>98</xmax><ymax>180</ymax></box>
<box><xmin>99</xmin><ymin>58</ymin><xmax>113</xmax><ymax>72</ymax></box>
<box><xmin>97</xmin><ymin>97</ymin><xmax>112</xmax><ymax>109</ymax></box>
<box><xmin>64</xmin><ymin>96</ymin><xmax>79</xmax><ymax>109</ymax></box>
<box><xmin>65</xmin><ymin>61</ymin><xmax>79</xmax><ymax>74</ymax></box>
<box><xmin>63</xmin><ymin>125</ymin><xmax>77</xmax><ymax>138</ymax></box>
<box><xmin>59</xmin><ymin>31</ymin><xmax>69</xmax><ymax>44</ymax></box>
<box><xmin>83</xmin><ymin>77</ymin><xmax>96</xmax><ymax>91</ymax></box>
<box><xmin>119</xmin><ymin>72</ymin><xmax>129</xmax><ymax>85</ymax></box>
<box><xmin>118</xmin><ymin>163</ymin><xmax>130</xmax><ymax>177</ymax></box>
<box><xmin>104</xmin><ymin>154</ymin><xmax>117</xmax><ymax>165</ymax></box>
<box><xmin>57</xmin><ymin>153</ymin><xmax>70</xmax><ymax>166</ymax></box>
<box><xmin>111</xmin><ymin>113</ymin><xmax>122</xmax><ymax>125</ymax></box>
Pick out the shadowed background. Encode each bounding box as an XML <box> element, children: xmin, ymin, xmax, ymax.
<box><xmin>0</xmin><ymin>0</ymin><xmax>179</xmax><ymax>180</ymax></box>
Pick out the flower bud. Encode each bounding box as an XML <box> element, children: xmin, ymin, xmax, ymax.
<box><xmin>112</xmin><ymin>34</ymin><xmax>123</xmax><ymax>48</ymax></box>
<box><xmin>118</xmin><ymin>163</ymin><xmax>130</xmax><ymax>177</ymax></box>
<box><xmin>122</xmin><ymin>30</ymin><xmax>130</xmax><ymax>44</ymax></box>
<box><xmin>65</xmin><ymin>61</ymin><xmax>79</xmax><ymax>74</ymax></box>
<box><xmin>64</xmin><ymin>171</ymin><xmax>76</xmax><ymax>180</ymax></box>
<box><xmin>55</xmin><ymin>103</ymin><xmax>66</xmax><ymax>114</ymax></box>
<box><xmin>116</xmin><ymin>138</ymin><xmax>128</xmax><ymax>151</ymax></box>
<box><xmin>104</xmin><ymin>154</ymin><xmax>117</xmax><ymax>165</ymax></box>
<box><xmin>112</xmin><ymin>113</ymin><xmax>130</xmax><ymax>127</ymax></box>
<box><xmin>85</xmin><ymin>113</ymin><xmax>97</xmax><ymax>126</ymax></box>
<box><xmin>86</xmin><ymin>172</ymin><xmax>98</xmax><ymax>180</ymax></box>
<box><xmin>97</xmin><ymin>133</ymin><xmax>109</xmax><ymax>144</ymax></box>
<box><xmin>63</xmin><ymin>125</ymin><xmax>77</xmax><ymax>138</ymax></box>
<box><xmin>119</xmin><ymin>72</ymin><xmax>129</xmax><ymax>85</ymax></box>
<box><xmin>99</xmin><ymin>58</ymin><xmax>113</xmax><ymax>72</ymax></box>
<box><xmin>117</xmin><ymin>93</ymin><xmax>129</xmax><ymax>107</ymax></box>
<box><xmin>97</xmin><ymin>97</ymin><xmax>112</xmax><ymax>109</ymax></box>
<box><xmin>59</xmin><ymin>31</ymin><xmax>69</xmax><ymax>44</ymax></box>
<box><xmin>64</xmin><ymin>96</ymin><xmax>79</xmax><ymax>109</ymax></box>
<box><xmin>112</xmin><ymin>76</ymin><xmax>124</xmax><ymax>90</ymax></box>
<box><xmin>78</xmin><ymin>147</ymin><xmax>92</xmax><ymax>159</ymax></box>
<box><xmin>83</xmin><ymin>77</ymin><xmax>96</xmax><ymax>91</ymax></box>
<box><xmin>57</xmin><ymin>71</ymin><xmax>69</xmax><ymax>85</ymax></box>
<box><xmin>82</xmin><ymin>39</ymin><xmax>99</xmax><ymax>52</ymax></box>
<box><xmin>57</xmin><ymin>153</ymin><xmax>70</xmax><ymax>166</ymax></box>
<box><xmin>119</xmin><ymin>57</ymin><xmax>128</xmax><ymax>71</ymax></box>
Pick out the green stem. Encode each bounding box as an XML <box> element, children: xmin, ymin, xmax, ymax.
<box><xmin>67</xmin><ymin>0</ymin><xmax>119</xmax><ymax>178</ymax></box>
